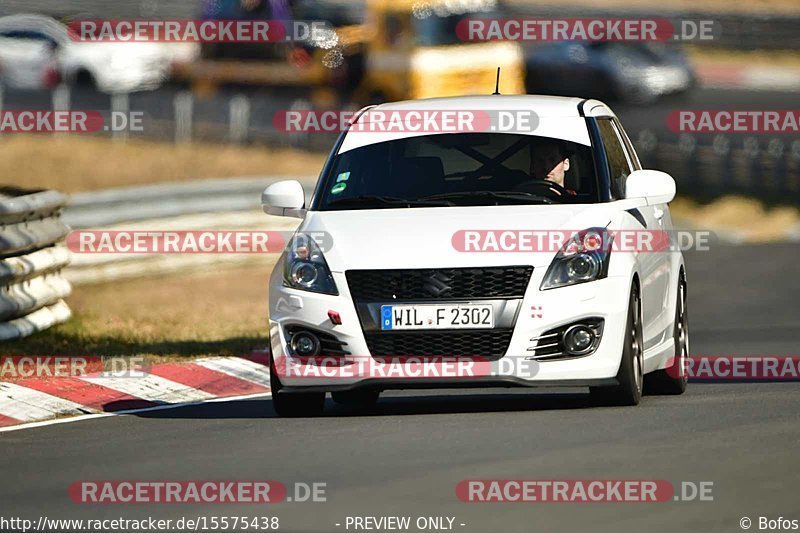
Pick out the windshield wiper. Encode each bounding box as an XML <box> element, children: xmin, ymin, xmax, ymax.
<box><xmin>419</xmin><ymin>191</ymin><xmax>554</xmax><ymax>204</ymax></box>
<box><xmin>327</xmin><ymin>195</ymin><xmax>452</xmax><ymax>208</ymax></box>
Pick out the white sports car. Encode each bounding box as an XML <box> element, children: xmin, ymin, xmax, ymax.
<box><xmin>263</xmin><ymin>95</ymin><xmax>689</xmax><ymax>416</ymax></box>
<box><xmin>0</xmin><ymin>14</ymin><xmax>196</xmax><ymax>92</ymax></box>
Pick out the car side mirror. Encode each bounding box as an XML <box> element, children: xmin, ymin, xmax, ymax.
<box><xmin>624</xmin><ymin>170</ymin><xmax>676</xmax><ymax>205</ymax></box>
<box><xmin>261</xmin><ymin>180</ymin><xmax>306</xmax><ymax>218</ymax></box>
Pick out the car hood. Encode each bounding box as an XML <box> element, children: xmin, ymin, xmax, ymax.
<box><xmin>299</xmin><ymin>204</ymin><xmax>618</xmax><ymax>271</ymax></box>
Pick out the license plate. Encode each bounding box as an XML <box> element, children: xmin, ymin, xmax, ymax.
<box><xmin>380</xmin><ymin>304</ymin><xmax>494</xmax><ymax>330</ymax></box>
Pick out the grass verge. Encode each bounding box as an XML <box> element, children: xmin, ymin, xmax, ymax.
<box><xmin>670</xmin><ymin>196</ymin><xmax>800</xmax><ymax>241</ymax></box>
<box><xmin>3</xmin><ymin>260</ymin><xmax>277</xmax><ymax>359</ymax></box>
<box><xmin>3</xmin><ymin>135</ymin><xmax>327</xmax><ymax>193</ymax></box>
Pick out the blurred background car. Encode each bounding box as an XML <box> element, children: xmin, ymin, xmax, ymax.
<box><xmin>0</xmin><ymin>14</ymin><xmax>197</xmax><ymax>92</ymax></box>
<box><xmin>179</xmin><ymin>0</ymin><xmax>524</xmax><ymax>106</ymax></box>
<box><xmin>525</xmin><ymin>41</ymin><xmax>696</xmax><ymax>104</ymax></box>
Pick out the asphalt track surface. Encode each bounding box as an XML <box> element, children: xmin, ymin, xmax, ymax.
<box><xmin>2</xmin><ymin>242</ymin><xmax>799</xmax><ymax>532</ymax></box>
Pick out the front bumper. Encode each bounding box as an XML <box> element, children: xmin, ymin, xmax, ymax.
<box><xmin>269</xmin><ymin>268</ymin><xmax>631</xmax><ymax>390</ymax></box>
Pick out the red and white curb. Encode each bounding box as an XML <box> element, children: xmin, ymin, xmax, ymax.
<box><xmin>0</xmin><ymin>356</ymin><xmax>271</xmax><ymax>432</ymax></box>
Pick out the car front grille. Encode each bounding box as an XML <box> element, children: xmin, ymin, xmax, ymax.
<box><xmin>346</xmin><ymin>266</ymin><xmax>533</xmax><ymax>301</ymax></box>
<box><xmin>363</xmin><ymin>329</ymin><xmax>513</xmax><ymax>359</ymax></box>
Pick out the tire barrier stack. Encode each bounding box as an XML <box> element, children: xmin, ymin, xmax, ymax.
<box><xmin>0</xmin><ymin>187</ymin><xmax>72</xmax><ymax>341</ymax></box>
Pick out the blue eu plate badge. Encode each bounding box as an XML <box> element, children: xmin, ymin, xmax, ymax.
<box><xmin>381</xmin><ymin>305</ymin><xmax>393</xmax><ymax>330</ymax></box>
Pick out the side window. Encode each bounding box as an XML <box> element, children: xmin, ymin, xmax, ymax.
<box><xmin>597</xmin><ymin>118</ymin><xmax>633</xmax><ymax>199</ymax></box>
<box><xmin>613</xmin><ymin>118</ymin><xmax>641</xmax><ymax>170</ymax></box>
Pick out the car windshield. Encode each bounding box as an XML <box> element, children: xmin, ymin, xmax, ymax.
<box><xmin>317</xmin><ymin>133</ymin><xmax>600</xmax><ymax>210</ymax></box>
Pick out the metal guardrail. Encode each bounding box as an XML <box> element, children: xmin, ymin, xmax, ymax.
<box><xmin>63</xmin><ymin>176</ymin><xmax>316</xmax><ymax>228</ymax></box>
<box><xmin>0</xmin><ymin>187</ymin><xmax>72</xmax><ymax>341</ymax></box>
<box><xmin>62</xmin><ymin>177</ymin><xmax>314</xmax><ymax>285</ymax></box>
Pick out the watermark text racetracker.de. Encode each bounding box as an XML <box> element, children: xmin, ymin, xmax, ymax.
<box><xmin>272</xmin><ymin>354</ymin><xmax>538</xmax><ymax>380</ymax></box>
<box><xmin>68</xmin><ymin>19</ymin><xmax>333</xmax><ymax>44</ymax></box>
<box><xmin>1</xmin><ymin>355</ymin><xmax>150</xmax><ymax>379</ymax></box>
<box><xmin>72</xmin><ymin>480</ymin><xmax>282</xmax><ymax>505</ymax></box>
<box><xmin>667</xmin><ymin>356</ymin><xmax>800</xmax><ymax>381</ymax></box>
<box><xmin>67</xmin><ymin>230</ymin><xmax>333</xmax><ymax>254</ymax></box>
<box><xmin>455</xmin><ymin>17</ymin><xmax>721</xmax><ymax>42</ymax></box>
<box><xmin>668</xmin><ymin>110</ymin><xmax>800</xmax><ymax>133</ymax></box>
<box><xmin>273</xmin><ymin>109</ymin><xmax>539</xmax><ymax>134</ymax></box>
<box><xmin>69</xmin><ymin>480</ymin><xmax>324</xmax><ymax>504</ymax></box>
<box><xmin>451</xmin><ymin>229</ymin><xmax>713</xmax><ymax>253</ymax></box>
<box><xmin>457</xmin><ymin>480</ymin><xmax>714</xmax><ymax>502</ymax></box>
<box><xmin>0</xmin><ymin>110</ymin><xmax>144</xmax><ymax>134</ymax></box>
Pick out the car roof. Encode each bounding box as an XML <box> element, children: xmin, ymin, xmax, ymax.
<box><xmin>338</xmin><ymin>94</ymin><xmax>615</xmax><ymax>153</ymax></box>
<box><xmin>360</xmin><ymin>95</ymin><xmax>616</xmax><ymax>119</ymax></box>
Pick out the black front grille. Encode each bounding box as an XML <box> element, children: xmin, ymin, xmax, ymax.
<box><xmin>363</xmin><ymin>329</ymin><xmax>513</xmax><ymax>359</ymax></box>
<box><xmin>346</xmin><ymin>266</ymin><xmax>533</xmax><ymax>301</ymax></box>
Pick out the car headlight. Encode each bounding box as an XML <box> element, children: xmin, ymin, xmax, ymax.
<box><xmin>540</xmin><ymin>228</ymin><xmax>613</xmax><ymax>290</ymax></box>
<box><xmin>283</xmin><ymin>233</ymin><xmax>338</xmax><ymax>295</ymax></box>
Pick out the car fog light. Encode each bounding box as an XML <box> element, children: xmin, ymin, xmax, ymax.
<box><xmin>290</xmin><ymin>331</ymin><xmax>321</xmax><ymax>356</ymax></box>
<box><xmin>563</xmin><ymin>325</ymin><xmax>595</xmax><ymax>355</ymax></box>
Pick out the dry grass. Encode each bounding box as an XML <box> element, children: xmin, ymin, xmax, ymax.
<box><xmin>3</xmin><ymin>135</ymin><xmax>326</xmax><ymax>193</ymax></box>
<box><xmin>671</xmin><ymin>196</ymin><xmax>800</xmax><ymax>241</ymax></box>
<box><xmin>3</xmin><ymin>260</ymin><xmax>278</xmax><ymax>359</ymax></box>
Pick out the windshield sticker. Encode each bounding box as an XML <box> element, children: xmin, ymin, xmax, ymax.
<box><xmin>336</xmin><ymin>171</ymin><xmax>350</xmax><ymax>182</ymax></box>
<box><xmin>331</xmin><ymin>182</ymin><xmax>347</xmax><ymax>195</ymax></box>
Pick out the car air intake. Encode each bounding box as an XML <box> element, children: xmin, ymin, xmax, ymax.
<box><xmin>346</xmin><ymin>266</ymin><xmax>533</xmax><ymax>301</ymax></box>
<box><xmin>363</xmin><ymin>329</ymin><xmax>513</xmax><ymax>359</ymax></box>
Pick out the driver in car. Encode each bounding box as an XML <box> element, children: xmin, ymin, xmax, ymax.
<box><xmin>507</xmin><ymin>140</ymin><xmax>578</xmax><ymax>197</ymax></box>
<box><xmin>530</xmin><ymin>141</ymin><xmax>574</xmax><ymax>193</ymax></box>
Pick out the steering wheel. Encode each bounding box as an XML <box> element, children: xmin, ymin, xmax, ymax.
<box><xmin>514</xmin><ymin>179</ymin><xmax>572</xmax><ymax>198</ymax></box>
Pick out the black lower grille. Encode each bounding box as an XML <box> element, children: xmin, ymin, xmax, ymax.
<box><xmin>346</xmin><ymin>266</ymin><xmax>533</xmax><ymax>300</ymax></box>
<box><xmin>363</xmin><ymin>329</ymin><xmax>513</xmax><ymax>359</ymax></box>
<box><xmin>285</xmin><ymin>325</ymin><xmax>350</xmax><ymax>356</ymax></box>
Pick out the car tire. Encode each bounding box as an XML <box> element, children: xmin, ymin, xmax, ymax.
<box><xmin>590</xmin><ymin>285</ymin><xmax>644</xmax><ymax>406</ymax></box>
<box><xmin>644</xmin><ymin>273</ymin><xmax>689</xmax><ymax>395</ymax></box>
<box><xmin>269</xmin><ymin>352</ymin><xmax>325</xmax><ymax>417</ymax></box>
<box><xmin>331</xmin><ymin>390</ymin><xmax>380</xmax><ymax>406</ymax></box>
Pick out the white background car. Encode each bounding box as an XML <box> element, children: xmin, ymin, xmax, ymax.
<box><xmin>263</xmin><ymin>95</ymin><xmax>689</xmax><ymax>416</ymax></box>
<box><xmin>0</xmin><ymin>14</ymin><xmax>197</xmax><ymax>92</ymax></box>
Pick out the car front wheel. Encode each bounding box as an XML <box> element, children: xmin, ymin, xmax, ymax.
<box><xmin>269</xmin><ymin>352</ymin><xmax>325</xmax><ymax>417</ymax></box>
<box><xmin>590</xmin><ymin>284</ymin><xmax>644</xmax><ymax>406</ymax></box>
<box><xmin>645</xmin><ymin>272</ymin><xmax>689</xmax><ymax>395</ymax></box>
